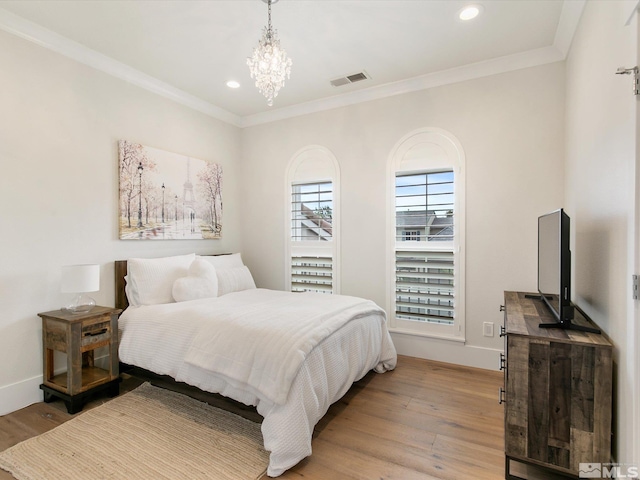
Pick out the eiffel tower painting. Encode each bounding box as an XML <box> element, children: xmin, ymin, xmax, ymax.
<box><xmin>183</xmin><ymin>158</ymin><xmax>196</xmax><ymax>233</ymax></box>
<box><xmin>118</xmin><ymin>140</ymin><xmax>222</xmax><ymax>240</ymax></box>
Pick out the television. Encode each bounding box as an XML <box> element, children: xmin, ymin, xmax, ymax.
<box><xmin>536</xmin><ymin>208</ymin><xmax>600</xmax><ymax>333</ymax></box>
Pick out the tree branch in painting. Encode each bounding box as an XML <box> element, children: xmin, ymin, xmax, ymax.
<box><xmin>197</xmin><ymin>163</ymin><xmax>223</xmax><ymax>238</ymax></box>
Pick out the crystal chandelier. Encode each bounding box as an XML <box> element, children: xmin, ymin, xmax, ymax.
<box><xmin>247</xmin><ymin>0</ymin><xmax>292</xmax><ymax>107</ymax></box>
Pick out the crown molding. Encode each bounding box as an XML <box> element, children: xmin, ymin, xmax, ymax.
<box><xmin>625</xmin><ymin>0</ymin><xmax>639</xmax><ymax>26</ymax></box>
<box><xmin>242</xmin><ymin>0</ymin><xmax>585</xmax><ymax>128</ymax></box>
<box><xmin>553</xmin><ymin>0</ymin><xmax>586</xmax><ymax>57</ymax></box>
<box><xmin>0</xmin><ymin>7</ymin><xmax>242</xmax><ymax>127</ymax></box>
<box><xmin>0</xmin><ymin>1</ymin><xmax>585</xmax><ymax>130</ymax></box>
<box><xmin>240</xmin><ymin>45</ymin><xmax>565</xmax><ymax>127</ymax></box>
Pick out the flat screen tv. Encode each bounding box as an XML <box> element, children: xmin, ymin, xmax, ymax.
<box><xmin>536</xmin><ymin>208</ymin><xmax>600</xmax><ymax>333</ymax></box>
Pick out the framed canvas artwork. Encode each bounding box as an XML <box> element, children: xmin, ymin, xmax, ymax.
<box><xmin>118</xmin><ymin>140</ymin><xmax>222</xmax><ymax>240</ymax></box>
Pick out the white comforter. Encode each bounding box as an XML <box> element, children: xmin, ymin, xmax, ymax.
<box><xmin>118</xmin><ymin>289</ymin><xmax>397</xmax><ymax>476</ymax></box>
<box><xmin>185</xmin><ymin>289</ymin><xmax>389</xmax><ymax>405</ymax></box>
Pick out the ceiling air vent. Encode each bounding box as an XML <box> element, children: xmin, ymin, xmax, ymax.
<box><xmin>330</xmin><ymin>71</ymin><xmax>370</xmax><ymax>87</ymax></box>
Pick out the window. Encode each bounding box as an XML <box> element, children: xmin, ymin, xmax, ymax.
<box><xmin>396</xmin><ymin>172</ymin><xmax>454</xmax><ymax>242</ymax></box>
<box><xmin>291</xmin><ymin>182</ymin><xmax>333</xmax><ymax>242</ymax></box>
<box><xmin>286</xmin><ymin>147</ymin><xmax>340</xmax><ymax>294</ymax></box>
<box><xmin>290</xmin><ymin>181</ymin><xmax>334</xmax><ymax>293</ymax></box>
<box><xmin>396</xmin><ymin>171</ymin><xmax>455</xmax><ymax>325</ymax></box>
<box><xmin>403</xmin><ymin>230</ymin><xmax>421</xmax><ymax>241</ymax></box>
<box><xmin>388</xmin><ymin>129</ymin><xmax>465</xmax><ymax>339</ymax></box>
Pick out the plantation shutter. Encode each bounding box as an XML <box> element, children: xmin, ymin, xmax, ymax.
<box><xmin>395</xmin><ymin>250</ymin><xmax>454</xmax><ymax>324</ymax></box>
<box><xmin>291</xmin><ymin>181</ymin><xmax>333</xmax><ymax>242</ymax></box>
<box><xmin>290</xmin><ymin>181</ymin><xmax>334</xmax><ymax>294</ymax></box>
<box><xmin>395</xmin><ymin>171</ymin><xmax>455</xmax><ymax>325</ymax></box>
<box><xmin>291</xmin><ymin>255</ymin><xmax>333</xmax><ymax>293</ymax></box>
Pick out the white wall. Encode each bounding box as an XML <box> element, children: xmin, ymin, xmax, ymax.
<box><xmin>240</xmin><ymin>62</ymin><xmax>566</xmax><ymax>369</ymax></box>
<box><xmin>0</xmin><ymin>30</ymin><xmax>242</xmax><ymax>415</ymax></box>
<box><xmin>564</xmin><ymin>0</ymin><xmax>638</xmax><ymax>464</ymax></box>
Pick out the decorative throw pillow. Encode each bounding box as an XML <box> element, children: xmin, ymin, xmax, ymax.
<box><xmin>125</xmin><ymin>253</ymin><xmax>195</xmax><ymax>306</ymax></box>
<box><xmin>217</xmin><ymin>266</ymin><xmax>257</xmax><ymax>296</ymax></box>
<box><xmin>172</xmin><ymin>258</ymin><xmax>219</xmax><ymax>302</ymax></box>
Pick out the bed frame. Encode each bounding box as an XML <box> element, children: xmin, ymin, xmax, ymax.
<box><xmin>114</xmin><ymin>257</ymin><xmax>262</xmax><ymax>422</ymax></box>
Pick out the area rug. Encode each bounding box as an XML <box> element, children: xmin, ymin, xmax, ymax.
<box><xmin>0</xmin><ymin>382</ymin><xmax>268</xmax><ymax>480</ymax></box>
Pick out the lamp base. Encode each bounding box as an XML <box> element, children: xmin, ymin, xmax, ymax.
<box><xmin>62</xmin><ymin>294</ymin><xmax>96</xmax><ymax>314</ymax></box>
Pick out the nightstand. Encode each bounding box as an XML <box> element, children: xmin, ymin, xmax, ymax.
<box><xmin>38</xmin><ymin>306</ymin><xmax>121</xmax><ymax>414</ymax></box>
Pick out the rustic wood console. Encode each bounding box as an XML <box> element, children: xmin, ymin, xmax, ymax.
<box><xmin>501</xmin><ymin>291</ymin><xmax>612</xmax><ymax>479</ymax></box>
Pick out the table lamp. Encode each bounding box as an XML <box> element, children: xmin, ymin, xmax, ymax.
<box><xmin>61</xmin><ymin>264</ymin><xmax>100</xmax><ymax>313</ymax></box>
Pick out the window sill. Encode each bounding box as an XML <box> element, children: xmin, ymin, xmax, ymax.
<box><xmin>388</xmin><ymin>328</ymin><xmax>466</xmax><ymax>344</ymax></box>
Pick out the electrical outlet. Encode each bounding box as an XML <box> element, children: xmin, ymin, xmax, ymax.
<box><xmin>483</xmin><ymin>322</ymin><xmax>494</xmax><ymax>337</ymax></box>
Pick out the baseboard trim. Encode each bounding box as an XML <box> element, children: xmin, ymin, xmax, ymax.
<box><xmin>0</xmin><ymin>355</ymin><xmax>117</xmax><ymax>415</ymax></box>
<box><xmin>390</xmin><ymin>331</ymin><xmax>502</xmax><ymax>371</ymax></box>
<box><xmin>0</xmin><ymin>345</ymin><xmax>500</xmax><ymax>416</ymax></box>
<box><xmin>0</xmin><ymin>374</ymin><xmax>43</xmax><ymax>416</ymax></box>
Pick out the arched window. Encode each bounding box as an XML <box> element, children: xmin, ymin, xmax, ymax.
<box><xmin>388</xmin><ymin>128</ymin><xmax>466</xmax><ymax>339</ymax></box>
<box><xmin>285</xmin><ymin>146</ymin><xmax>340</xmax><ymax>294</ymax></box>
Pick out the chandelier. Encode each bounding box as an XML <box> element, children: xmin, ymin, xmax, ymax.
<box><xmin>247</xmin><ymin>0</ymin><xmax>292</xmax><ymax>107</ymax></box>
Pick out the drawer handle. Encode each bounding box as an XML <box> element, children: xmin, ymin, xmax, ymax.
<box><xmin>499</xmin><ymin>353</ymin><xmax>506</xmax><ymax>371</ymax></box>
<box><xmin>499</xmin><ymin>325</ymin><xmax>506</xmax><ymax>337</ymax></box>
<box><xmin>84</xmin><ymin>328</ymin><xmax>107</xmax><ymax>337</ymax></box>
<box><xmin>499</xmin><ymin>305</ymin><xmax>505</xmax><ymax>312</ymax></box>
<box><xmin>498</xmin><ymin>387</ymin><xmax>506</xmax><ymax>404</ymax></box>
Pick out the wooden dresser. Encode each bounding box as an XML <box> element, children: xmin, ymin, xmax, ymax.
<box><xmin>501</xmin><ymin>291</ymin><xmax>613</xmax><ymax>479</ymax></box>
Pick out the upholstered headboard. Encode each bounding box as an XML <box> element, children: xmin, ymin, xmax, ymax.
<box><xmin>114</xmin><ymin>254</ymin><xmax>230</xmax><ymax>311</ymax></box>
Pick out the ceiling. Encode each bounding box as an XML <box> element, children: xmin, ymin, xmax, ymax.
<box><xmin>0</xmin><ymin>1</ymin><xmax>581</xmax><ymax>126</ymax></box>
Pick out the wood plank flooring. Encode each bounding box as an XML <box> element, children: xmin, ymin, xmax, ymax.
<box><xmin>0</xmin><ymin>356</ymin><xmax>562</xmax><ymax>479</ymax></box>
<box><xmin>279</xmin><ymin>356</ymin><xmax>505</xmax><ymax>480</ymax></box>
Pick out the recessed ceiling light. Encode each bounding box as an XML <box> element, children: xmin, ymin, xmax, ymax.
<box><xmin>459</xmin><ymin>4</ymin><xmax>482</xmax><ymax>21</ymax></box>
<box><xmin>226</xmin><ymin>80</ymin><xmax>240</xmax><ymax>89</ymax></box>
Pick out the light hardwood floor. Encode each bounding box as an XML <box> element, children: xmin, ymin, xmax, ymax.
<box><xmin>0</xmin><ymin>356</ymin><xmax>560</xmax><ymax>479</ymax></box>
<box><xmin>281</xmin><ymin>356</ymin><xmax>505</xmax><ymax>480</ymax></box>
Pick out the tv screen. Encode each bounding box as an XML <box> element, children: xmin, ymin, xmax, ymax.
<box><xmin>537</xmin><ymin>209</ymin><xmax>570</xmax><ymax>323</ymax></box>
<box><xmin>536</xmin><ymin>209</ymin><xmax>600</xmax><ymax>334</ymax></box>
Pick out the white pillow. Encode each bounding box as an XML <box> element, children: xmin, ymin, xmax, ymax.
<box><xmin>125</xmin><ymin>253</ymin><xmax>195</xmax><ymax>306</ymax></box>
<box><xmin>172</xmin><ymin>258</ymin><xmax>219</xmax><ymax>302</ymax></box>
<box><xmin>217</xmin><ymin>266</ymin><xmax>256</xmax><ymax>296</ymax></box>
<box><xmin>199</xmin><ymin>253</ymin><xmax>244</xmax><ymax>269</ymax></box>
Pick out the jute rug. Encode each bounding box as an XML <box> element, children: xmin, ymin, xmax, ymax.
<box><xmin>0</xmin><ymin>382</ymin><xmax>269</xmax><ymax>480</ymax></box>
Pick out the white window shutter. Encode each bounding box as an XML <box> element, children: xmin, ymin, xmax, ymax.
<box><xmin>290</xmin><ymin>181</ymin><xmax>334</xmax><ymax>294</ymax></box>
<box><xmin>395</xmin><ymin>250</ymin><xmax>454</xmax><ymax>324</ymax></box>
<box><xmin>291</xmin><ymin>255</ymin><xmax>333</xmax><ymax>293</ymax></box>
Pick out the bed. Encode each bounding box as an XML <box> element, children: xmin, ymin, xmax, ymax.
<box><xmin>114</xmin><ymin>253</ymin><xmax>397</xmax><ymax>477</ymax></box>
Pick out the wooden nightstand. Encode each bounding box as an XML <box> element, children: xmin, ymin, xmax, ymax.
<box><xmin>38</xmin><ymin>306</ymin><xmax>122</xmax><ymax>414</ymax></box>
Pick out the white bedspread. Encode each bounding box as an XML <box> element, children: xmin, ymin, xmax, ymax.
<box><xmin>184</xmin><ymin>289</ymin><xmax>385</xmax><ymax>405</ymax></box>
<box><xmin>118</xmin><ymin>289</ymin><xmax>397</xmax><ymax>476</ymax></box>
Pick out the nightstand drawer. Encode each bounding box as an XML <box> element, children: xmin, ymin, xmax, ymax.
<box><xmin>81</xmin><ymin>320</ymin><xmax>111</xmax><ymax>348</ymax></box>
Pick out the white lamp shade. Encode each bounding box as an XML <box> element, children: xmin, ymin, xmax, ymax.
<box><xmin>61</xmin><ymin>264</ymin><xmax>100</xmax><ymax>293</ymax></box>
